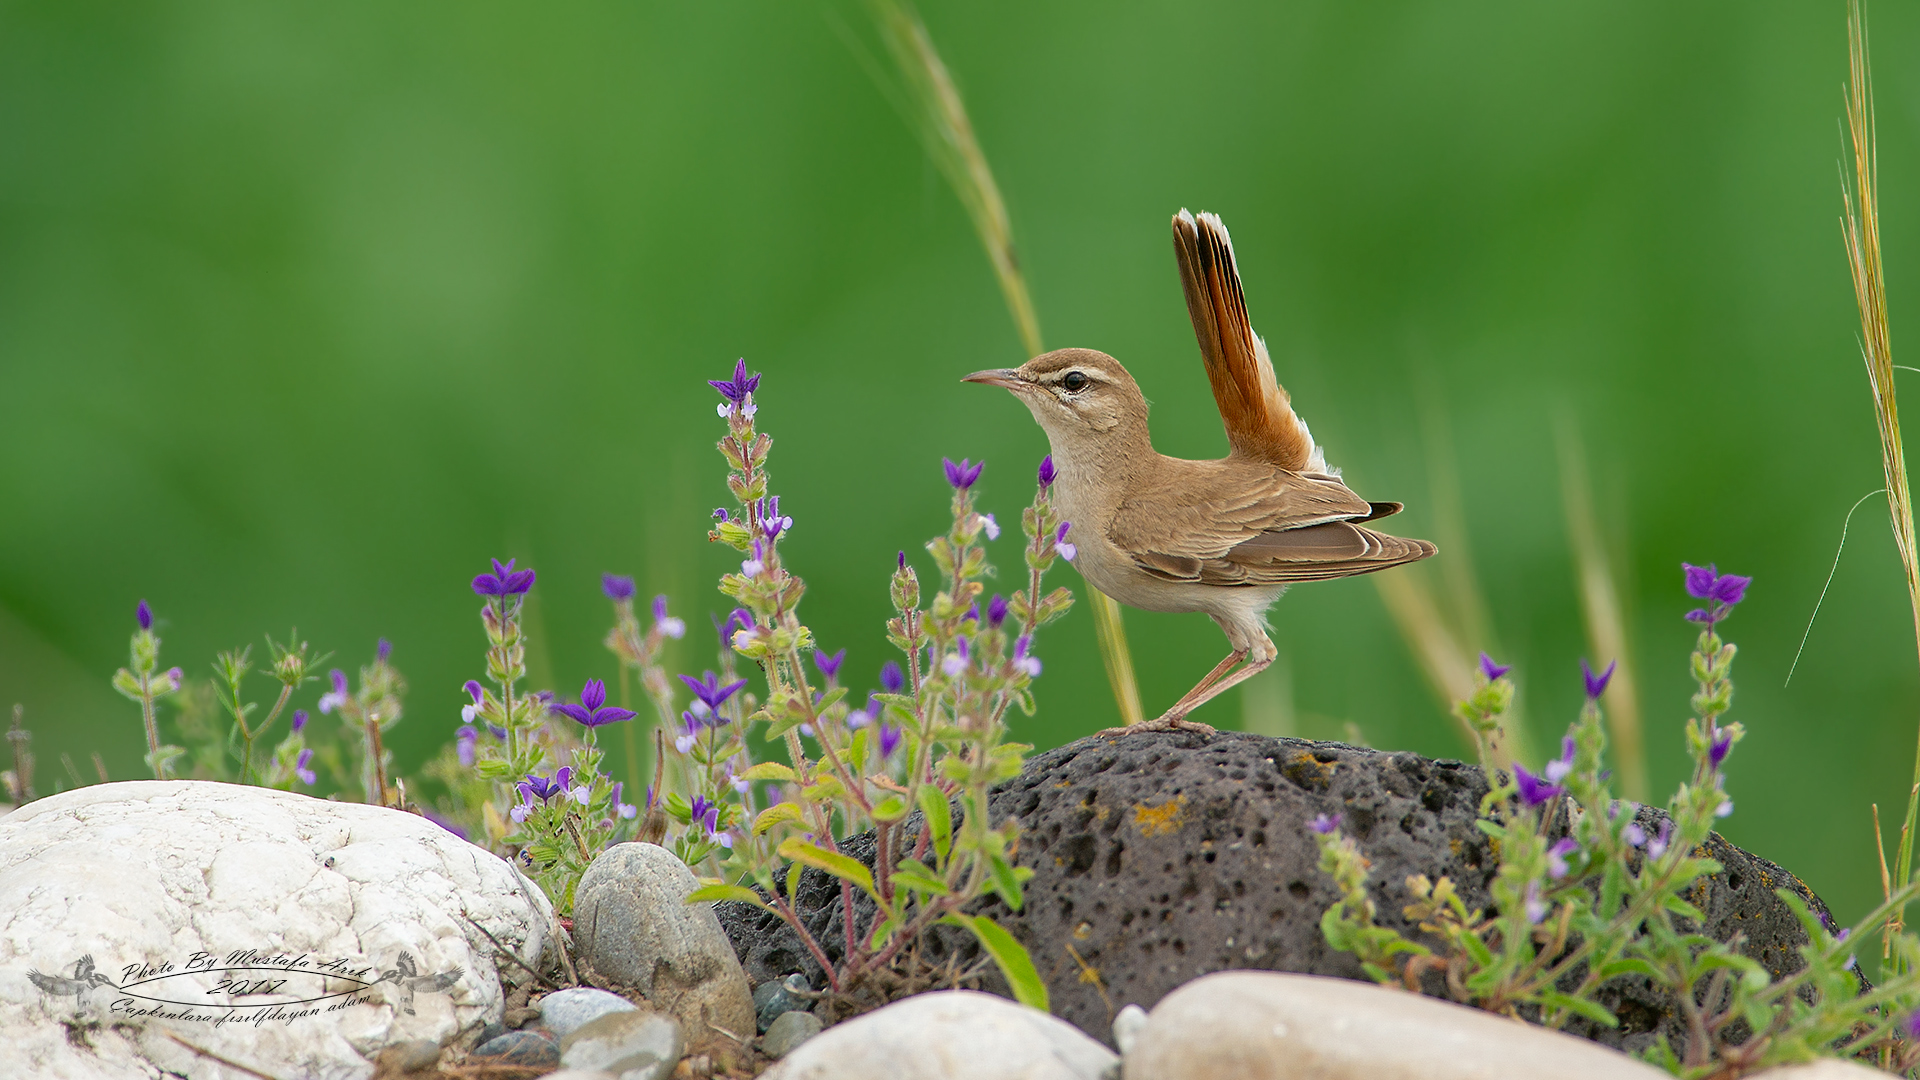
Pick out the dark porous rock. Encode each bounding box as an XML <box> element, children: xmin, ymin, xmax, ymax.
<box><xmin>717</xmin><ymin>731</ymin><xmax>1848</xmax><ymax>1061</ymax></box>
<box><xmin>470</xmin><ymin>1028</ymin><xmax>561</xmax><ymax>1068</ymax></box>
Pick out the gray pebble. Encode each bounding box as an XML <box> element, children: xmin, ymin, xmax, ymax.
<box><xmin>473</xmin><ymin>1029</ymin><xmax>561</xmax><ymax>1068</ymax></box>
<box><xmin>560</xmin><ymin>1009</ymin><xmax>685</xmax><ymax>1080</ymax></box>
<box><xmin>753</xmin><ymin>973</ymin><xmax>811</xmax><ymax>1032</ymax></box>
<box><xmin>761</xmin><ymin>1010</ymin><xmax>822</xmax><ymax>1058</ymax></box>
<box><xmin>540</xmin><ymin>986</ymin><xmax>641</xmax><ymax>1040</ymax></box>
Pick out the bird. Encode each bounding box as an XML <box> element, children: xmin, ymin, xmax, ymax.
<box><xmin>965</xmin><ymin>209</ymin><xmax>1436</xmax><ymax>733</ymax></box>
<box><xmin>377</xmin><ymin>951</ymin><xmax>463</xmax><ymax>1015</ymax></box>
<box><xmin>28</xmin><ymin>954</ymin><xmax>116</xmax><ymax>1005</ymax></box>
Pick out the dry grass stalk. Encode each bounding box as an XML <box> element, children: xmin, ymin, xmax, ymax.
<box><xmin>864</xmin><ymin>0</ymin><xmax>1144</xmax><ymax>724</ymax></box>
<box><xmin>1841</xmin><ymin>0</ymin><xmax>1920</xmax><ymax>922</ymax></box>
<box><xmin>1556</xmin><ymin>421</ymin><xmax>1647</xmax><ymax>802</ymax></box>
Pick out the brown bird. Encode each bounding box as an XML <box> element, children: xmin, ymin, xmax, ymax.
<box><xmin>966</xmin><ymin>210</ymin><xmax>1436</xmax><ymax>732</ymax></box>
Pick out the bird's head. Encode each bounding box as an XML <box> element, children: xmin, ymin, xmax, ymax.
<box><xmin>964</xmin><ymin>349</ymin><xmax>1149</xmax><ymax>459</ymax></box>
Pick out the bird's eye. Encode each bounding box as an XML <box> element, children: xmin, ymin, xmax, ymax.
<box><xmin>1062</xmin><ymin>371</ymin><xmax>1089</xmax><ymax>392</ymax></box>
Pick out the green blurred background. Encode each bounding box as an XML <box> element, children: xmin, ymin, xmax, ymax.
<box><xmin>3</xmin><ymin>0</ymin><xmax>1918</xmax><ymax>926</ymax></box>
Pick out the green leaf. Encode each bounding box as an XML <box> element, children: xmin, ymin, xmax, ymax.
<box><xmin>987</xmin><ymin>852</ymin><xmax>1027</xmax><ymax>912</ymax></box>
<box><xmin>687</xmin><ymin>884</ymin><xmax>768</xmax><ymax>907</ymax></box>
<box><xmin>785</xmin><ymin>859</ymin><xmax>805</xmax><ymax>901</ymax></box>
<box><xmin>764</xmin><ymin>714</ymin><xmax>809</xmax><ymax>741</ymax></box>
<box><xmin>1320</xmin><ymin>906</ymin><xmax>1356</xmax><ymax>951</ymax></box>
<box><xmin>802</xmin><ymin>777</ymin><xmax>846</xmax><ymax>802</ymax></box>
<box><xmin>868</xmin><ymin>916</ymin><xmax>899</xmax><ymax>951</ymax></box>
<box><xmin>917</xmin><ymin>785</ymin><xmax>953</xmax><ymax>863</ymax></box>
<box><xmin>871</xmin><ymin>795</ymin><xmax>909</xmax><ymax>823</ymax></box>
<box><xmin>1594</xmin><ymin>957</ymin><xmax>1659</xmax><ymax>981</ymax></box>
<box><xmin>943</xmin><ymin>914</ymin><xmax>1048</xmax><ymax>1012</ymax></box>
<box><xmin>778</xmin><ymin>838</ymin><xmax>877</xmax><ymax>899</ymax></box>
<box><xmin>753</xmin><ymin>803</ymin><xmax>804</xmax><ymax>836</ymax></box>
<box><xmin>888</xmin><ymin>864</ymin><xmax>951</xmax><ymax>896</ymax></box>
<box><xmin>737</xmin><ymin>762</ymin><xmax>796</xmax><ymax>782</ymax></box>
<box><xmin>1539</xmin><ymin>991</ymin><xmax>1617</xmax><ymax>1028</ymax></box>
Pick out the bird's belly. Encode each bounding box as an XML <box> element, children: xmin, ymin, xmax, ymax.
<box><xmin>1070</xmin><ymin>541</ymin><xmax>1285</xmax><ymax>619</ymax></box>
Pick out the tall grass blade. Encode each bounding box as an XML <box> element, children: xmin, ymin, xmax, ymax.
<box><xmin>1841</xmin><ymin>0</ymin><xmax>1920</xmax><ymax>931</ymax></box>
<box><xmin>863</xmin><ymin>0</ymin><xmax>1143</xmax><ymax>724</ymax></box>
<box><xmin>1556</xmin><ymin>419</ymin><xmax>1647</xmax><ymax>802</ymax></box>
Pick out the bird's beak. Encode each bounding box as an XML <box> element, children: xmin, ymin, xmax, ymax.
<box><xmin>963</xmin><ymin>368</ymin><xmax>1024</xmax><ymax>391</ymax></box>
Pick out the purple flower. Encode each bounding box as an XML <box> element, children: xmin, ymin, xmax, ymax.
<box><xmin>1547</xmin><ymin>837</ymin><xmax>1579</xmax><ymax>879</ymax></box>
<box><xmin>1513</xmin><ymin>763</ymin><xmax>1562</xmax><ymax>807</ymax></box>
<box><xmin>1684</xmin><ymin>563</ymin><xmax>1752</xmax><ymax>626</ymax></box>
<box><xmin>897</xmin><ymin>550</ymin><xmax>907</xmax><ymax>571</ymax></box>
<box><xmin>942</xmin><ymin>638</ymin><xmax>969</xmax><ymax>677</ymax></box>
<box><xmin>457</xmin><ymin>727</ymin><xmax>477</xmax><ymax>766</ymax></box>
<box><xmin>136</xmin><ymin>599</ymin><xmax>153</xmax><ymax>631</ymax></box>
<box><xmin>1309</xmin><ymin>812</ymin><xmax>1341</xmax><ymax>835</ymax></box>
<box><xmin>987</xmin><ymin>595</ymin><xmax>1009</xmax><ymax>629</ymax></box>
<box><xmin>759</xmin><ymin>495</ymin><xmax>794</xmax><ymax>540</ymax></box>
<box><xmin>295</xmin><ymin>748</ymin><xmax>316</xmax><ymax>786</ymax></box>
<box><xmin>521</xmin><ymin>767</ymin><xmax>573</xmax><ymax>803</ymax></box>
<box><xmin>318</xmin><ymin>670</ymin><xmax>350</xmax><ymax>714</ymax></box>
<box><xmin>1543</xmin><ymin>735</ymin><xmax>1576</xmax><ymax>783</ymax></box>
<box><xmin>878</xmin><ymin>723</ymin><xmax>904</xmax><ymax>759</ymax></box>
<box><xmin>377</xmin><ymin>638</ymin><xmax>392</xmax><ymax>663</ymax></box>
<box><xmin>488</xmin><ymin>723</ymin><xmax>507</xmax><ymax>741</ymax></box>
<box><xmin>1623</xmin><ymin>821</ymin><xmax>1648</xmax><ymax>847</ymax></box>
<box><xmin>709</xmin><ymin>358</ymin><xmax>762</xmax><ymax>405</ymax></box>
<box><xmin>1013</xmin><ymin>635</ymin><xmax>1041</xmax><ymax>678</ymax></box>
<box><xmin>814</xmin><ymin>649</ymin><xmax>846</xmax><ymax>684</ymax></box>
<box><xmin>1708</xmin><ymin>726</ymin><xmax>1733</xmax><ymax>770</ymax></box>
<box><xmin>652</xmin><ymin>596</ymin><xmax>686</xmax><ymax>639</ymax></box>
<box><xmin>603</xmin><ymin>574</ymin><xmax>636</xmax><ymax>601</ymax></box>
<box><xmin>1581</xmin><ymin>658</ymin><xmax>1616</xmax><ymax>701</ymax></box>
<box><xmin>943</xmin><ymin>457</ymin><xmax>984</xmax><ymax>490</ymax></box>
<box><xmin>1646</xmin><ymin>820</ymin><xmax>1673</xmax><ymax>860</ymax></box>
<box><xmin>165</xmin><ymin>667</ymin><xmax>183</xmax><ymax>692</ymax></box>
<box><xmin>1479</xmin><ymin>653</ymin><xmax>1511</xmax><ymax>682</ymax></box>
<box><xmin>1037</xmin><ymin>454</ymin><xmax>1056</xmax><ymax>491</ymax></box>
<box><xmin>681</xmin><ymin>671</ymin><xmax>748</xmax><ymax>712</ymax></box>
<box><xmin>1904</xmin><ymin>1008</ymin><xmax>1920</xmax><ymax>1042</ymax></box>
<box><xmin>552</xmin><ymin>678</ymin><xmax>638</xmax><ymax>728</ymax></box>
<box><xmin>473</xmin><ymin>557</ymin><xmax>536</xmax><ymax>597</ymax></box>
<box><xmin>1524</xmin><ymin>881</ymin><xmax>1548</xmax><ymax>925</ymax></box>
<box><xmin>1054</xmin><ymin>521</ymin><xmax>1077</xmax><ymax>562</ymax></box>
<box><xmin>880</xmin><ymin>661</ymin><xmax>905</xmax><ymax>695</ymax></box>
<box><xmin>719</xmin><ymin>608</ymin><xmax>756</xmax><ymax>647</ymax></box>
<box><xmin>689</xmin><ymin>795</ymin><xmax>721</xmax><ymax>834</ymax></box>
<box><xmin>291</xmin><ymin>709</ymin><xmax>308</xmax><ymax>734</ymax></box>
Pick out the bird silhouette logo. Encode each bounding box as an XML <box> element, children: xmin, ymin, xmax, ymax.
<box><xmin>27</xmin><ymin>955</ymin><xmax>117</xmax><ymax>1006</ymax></box>
<box><xmin>375</xmin><ymin>951</ymin><xmax>462</xmax><ymax>1015</ymax></box>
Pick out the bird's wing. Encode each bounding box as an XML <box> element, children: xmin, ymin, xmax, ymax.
<box><xmin>1111</xmin><ymin>468</ymin><xmax>1434</xmax><ymax>586</ymax></box>
<box><xmin>1172</xmin><ymin>210</ymin><xmax>1319</xmax><ymax>472</ymax></box>
<box><xmin>420</xmin><ymin>968</ymin><xmax>463</xmax><ymax>992</ymax></box>
<box><xmin>395</xmin><ymin>953</ymin><xmax>417</xmax><ymax>977</ymax></box>
<box><xmin>28</xmin><ymin>970</ymin><xmax>67</xmax><ymax>994</ymax></box>
<box><xmin>76</xmin><ymin>955</ymin><xmax>94</xmax><ymax>980</ymax></box>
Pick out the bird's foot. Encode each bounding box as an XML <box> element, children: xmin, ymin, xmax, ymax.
<box><xmin>1098</xmin><ymin>714</ymin><xmax>1217</xmax><ymax>738</ymax></box>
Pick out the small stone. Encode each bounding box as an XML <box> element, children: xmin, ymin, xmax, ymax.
<box><xmin>1110</xmin><ymin>1004</ymin><xmax>1147</xmax><ymax>1055</ymax></box>
<box><xmin>384</xmin><ymin>1038</ymin><xmax>441</xmax><ymax>1073</ymax></box>
<box><xmin>760</xmin><ymin>990</ymin><xmax>1116</xmax><ymax>1080</ymax></box>
<box><xmin>541</xmin><ymin>986</ymin><xmax>642</xmax><ymax>1039</ymax></box>
<box><xmin>754</xmin><ymin>973</ymin><xmax>811</xmax><ymax>1032</ymax></box>
<box><xmin>507</xmin><ymin>1004</ymin><xmax>545</xmax><ymax>1028</ymax></box>
<box><xmin>560</xmin><ymin>1009</ymin><xmax>685</xmax><ymax>1080</ymax></box>
<box><xmin>1122</xmin><ymin>972</ymin><xmax>1669</xmax><ymax>1080</ymax></box>
<box><xmin>574</xmin><ymin>843</ymin><xmax>756</xmax><ymax>1040</ymax></box>
<box><xmin>760</xmin><ymin>1010</ymin><xmax>822</xmax><ymax>1058</ymax></box>
<box><xmin>473</xmin><ymin>1029</ymin><xmax>562</xmax><ymax>1068</ymax></box>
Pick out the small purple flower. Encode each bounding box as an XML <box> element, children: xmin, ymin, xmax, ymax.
<box><xmin>552</xmin><ymin>678</ymin><xmax>638</xmax><ymax>728</ymax></box>
<box><xmin>1543</xmin><ymin>735</ymin><xmax>1576</xmax><ymax>784</ymax></box>
<box><xmin>165</xmin><ymin>667</ymin><xmax>183</xmax><ymax>692</ymax></box>
<box><xmin>653</xmin><ymin>596</ymin><xmax>686</xmax><ymax>639</ymax></box>
<box><xmin>689</xmin><ymin>795</ymin><xmax>721</xmax><ymax>834</ymax></box>
<box><xmin>714</xmin><ymin>507</ymin><xmax>731</xmax><ymax>522</ymax></box>
<box><xmin>1513</xmin><ymin>763</ymin><xmax>1562</xmax><ymax>807</ymax></box>
<box><xmin>1524</xmin><ymin>881</ymin><xmax>1549</xmax><ymax>925</ymax></box>
<box><xmin>681</xmin><ymin>671</ymin><xmax>748</xmax><ymax>712</ymax></box>
<box><xmin>943</xmin><ymin>457</ymin><xmax>984</xmax><ymax>490</ymax></box>
<box><xmin>987</xmin><ymin>595</ymin><xmax>1009</xmax><ymax>629</ymax></box>
<box><xmin>1904</xmin><ymin>1008</ymin><xmax>1920</xmax><ymax>1042</ymax></box>
<box><xmin>1623</xmin><ymin>821</ymin><xmax>1647</xmax><ymax>847</ymax></box>
<box><xmin>1309</xmin><ymin>812</ymin><xmax>1341</xmax><ymax>835</ymax></box>
<box><xmin>709</xmin><ymin>357</ymin><xmax>762</xmax><ymax>406</ymax></box>
<box><xmin>521</xmin><ymin>767</ymin><xmax>573</xmax><ymax>803</ymax></box>
<box><xmin>1054</xmin><ymin>521</ymin><xmax>1077</xmax><ymax>562</ymax></box>
<box><xmin>880</xmin><ymin>661</ymin><xmax>905</xmax><ymax>695</ymax></box>
<box><xmin>1708</xmin><ymin>726</ymin><xmax>1733</xmax><ymax>770</ymax></box>
<box><xmin>318</xmin><ymin>670</ymin><xmax>350</xmax><ymax>714</ymax></box>
<box><xmin>814</xmin><ymin>648</ymin><xmax>846</xmax><ymax>684</ymax></box>
<box><xmin>720</xmin><ymin>608</ymin><xmax>756</xmax><ymax>647</ymax></box>
<box><xmin>1037</xmin><ymin>454</ymin><xmax>1056</xmax><ymax>491</ymax></box>
<box><xmin>473</xmin><ymin>557</ymin><xmax>536</xmax><ymax>598</ymax></box>
<box><xmin>1684</xmin><ymin>563</ymin><xmax>1752</xmax><ymax>626</ymax></box>
<box><xmin>1581</xmin><ymin>658</ymin><xmax>1616</xmax><ymax>701</ymax></box>
<box><xmin>457</xmin><ymin>726</ymin><xmax>477</xmax><ymax>766</ymax></box>
<box><xmin>942</xmin><ymin>638</ymin><xmax>969</xmax><ymax>677</ymax></box>
<box><xmin>1716</xmin><ymin>798</ymin><xmax>1734</xmax><ymax>818</ymax></box>
<box><xmin>878</xmin><ymin>723</ymin><xmax>904</xmax><ymax>760</ymax></box>
<box><xmin>1646</xmin><ymin>820</ymin><xmax>1673</xmax><ymax>860</ymax></box>
<box><xmin>295</xmin><ymin>748</ymin><xmax>316</xmax><ymax>786</ymax></box>
<box><xmin>1547</xmin><ymin>837</ymin><xmax>1579</xmax><ymax>879</ymax></box>
<box><xmin>1013</xmin><ymin>635</ymin><xmax>1041</xmax><ymax>678</ymax></box>
<box><xmin>897</xmin><ymin>550</ymin><xmax>907</xmax><ymax>571</ymax></box>
<box><xmin>1838</xmin><ymin>928</ymin><xmax>1857</xmax><ymax>971</ymax></box>
<box><xmin>291</xmin><ymin>709</ymin><xmax>308</xmax><ymax>734</ymax></box>
<box><xmin>603</xmin><ymin>573</ymin><xmax>636</xmax><ymax>601</ymax></box>
<box><xmin>1479</xmin><ymin>652</ymin><xmax>1511</xmax><ymax>682</ymax></box>
<box><xmin>136</xmin><ymin>599</ymin><xmax>153</xmax><ymax>631</ymax></box>
<box><xmin>377</xmin><ymin>638</ymin><xmax>392</xmax><ymax>663</ymax></box>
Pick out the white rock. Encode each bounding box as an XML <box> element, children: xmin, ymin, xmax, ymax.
<box><xmin>0</xmin><ymin>781</ymin><xmax>550</xmax><ymax>1080</ymax></box>
<box><xmin>1112</xmin><ymin>1003</ymin><xmax>1148</xmax><ymax>1055</ymax></box>
<box><xmin>540</xmin><ymin>986</ymin><xmax>640</xmax><ymax>1039</ymax></box>
<box><xmin>1123</xmin><ymin>971</ymin><xmax>1670</xmax><ymax>1080</ymax></box>
<box><xmin>1747</xmin><ymin>1063</ymin><xmax>1896</xmax><ymax>1079</ymax></box>
<box><xmin>572</xmin><ymin>843</ymin><xmax>754</xmax><ymax>1041</ymax></box>
<box><xmin>761</xmin><ymin>990</ymin><xmax>1117</xmax><ymax>1080</ymax></box>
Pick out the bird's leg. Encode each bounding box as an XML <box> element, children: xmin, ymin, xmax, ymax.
<box><xmin>1099</xmin><ymin>650</ymin><xmax>1246</xmax><ymax>736</ymax></box>
<box><xmin>1162</xmin><ymin>655</ymin><xmax>1273</xmax><ymax>724</ymax></box>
